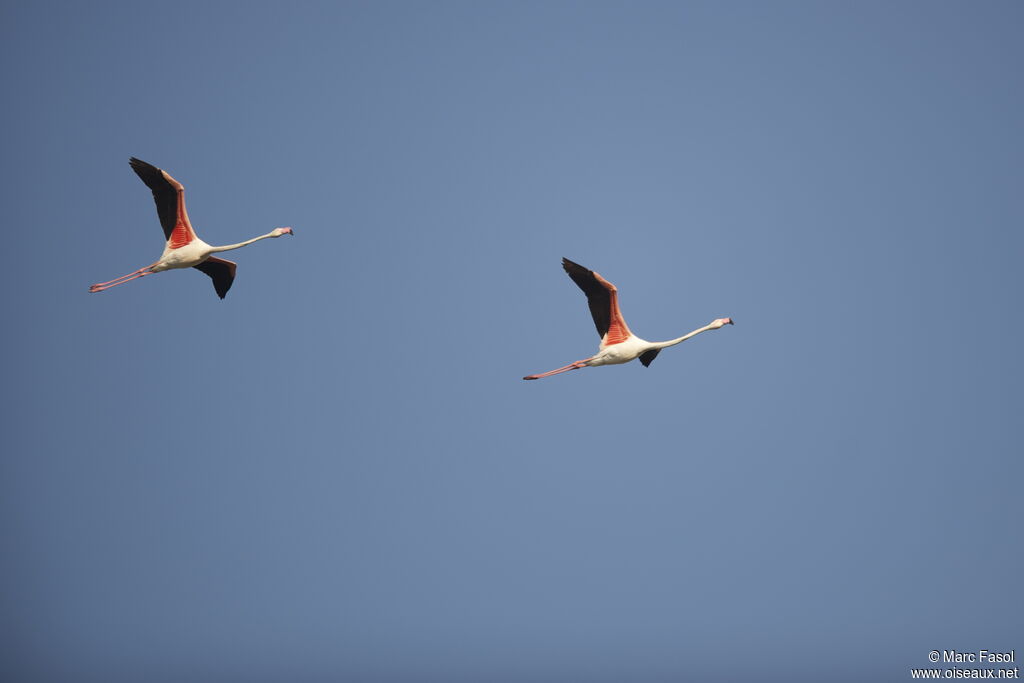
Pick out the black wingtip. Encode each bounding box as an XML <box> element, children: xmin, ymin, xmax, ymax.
<box><xmin>128</xmin><ymin>157</ymin><xmax>163</xmax><ymax>180</ymax></box>
<box><xmin>128</xmin><ymin>157</ymin><xmax>160</xmax><ymax>173</ymax></box>
<box><xmin>638</xmin><ymin>348</ymin><xmax>661</xmax><ymax>367</ymax></box>
<box><xmin>561</xmin><ymin>257</ymin><xmax>590</xmax><ymax>278</ymax></box>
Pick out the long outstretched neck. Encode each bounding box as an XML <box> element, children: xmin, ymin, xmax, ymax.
<box><xmin>208</xmin><ymin>232</ymin><xmax>280</xmax><ymax>253</ymax></box>
<box><xmin>650</xmin><ymin>322</ymin><xmax>724</xmax><ymax>350</ymax></box>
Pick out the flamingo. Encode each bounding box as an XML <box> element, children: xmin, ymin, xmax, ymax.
<box><xmin>89</xmin><ymin>158</ymin><xmax>293</xmax><ymax>299</ymax></box>
<box><xmin>523</xmin><ymin>258</ymin><xmax>733</xmax><ymax>380</ymax></box>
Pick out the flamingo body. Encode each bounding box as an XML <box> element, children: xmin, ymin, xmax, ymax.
<box><xmin>523</xmin><ymin>258</ymin><xmax>733</xmax><ymax>380</ymax></box>
<box><xmin>586</xmin><ymin>335</ymin><xmax>653</xmax><ymax>367</ymax></box>
<box><xmin>89</xmin><ymin>158</ymin><xmax>293</xmax><ymax>298</ymax></box>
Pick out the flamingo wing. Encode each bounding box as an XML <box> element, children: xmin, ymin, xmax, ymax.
<box><xmin>638</xmin><ymin>349</ymin><xmax>661</xmax><ymax>367</ymax></box>
<box><xmin>129</xmin><ymin>157</ymin><xmax>197</xmax><ymax>249</ymax></box>
<box><xmin>561</xmin><ymin>258</ymin><xmax>633</xmax><ymax>345</ymax></box>
<box><xmin>193</xmin><ymin>256</ymin><xmax>236</xmax><ymax>299</ymax></box>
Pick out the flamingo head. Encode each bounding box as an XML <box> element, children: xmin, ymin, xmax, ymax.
<box><xmin>711</xmin><ymin>317</ymin><xmax>734</xmax><ymax>329</ymax></box>
<box><xmin>272</xmin><ymin>227</ymin><xmax>294</xmax><ymax>237</ymax></box>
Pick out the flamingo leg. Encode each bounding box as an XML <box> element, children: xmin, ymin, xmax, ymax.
<box><xmin>91</xmin><ymin>270</ymin><xmax>145</xmax><ymax>288</ymax></box>
<box><xmin>522</xmin><ymin>360</ymin><xmax>590</xmax><ymax>380</ymax></box>
<box><xmin>89</xmin><ymin>265</ymin><xmax>155</xmax><ymax>293</ymax></box>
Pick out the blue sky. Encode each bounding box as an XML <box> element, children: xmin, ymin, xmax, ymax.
<box><xmin>2</xmin><ymin>1</ymin><xmax>1021</xmax><ymax>681</ymax></box>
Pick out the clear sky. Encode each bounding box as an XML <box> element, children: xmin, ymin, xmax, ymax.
<box><xmin>2</xmin><ymin>1</ymin><xmax>1021</xmax><ymax>681</ymax></box>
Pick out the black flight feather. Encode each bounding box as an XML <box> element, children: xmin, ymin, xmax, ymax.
<box><xmin>129</xmin><ymin>157</ymin><xmax>179</xmax><ymax>241</ymax></box>
<box><xmin>561</xmin><ymin>257</ymin><xmax>610</xmax><ymax>339</ymax></box>
<box><xmin>638</xmin><ymin>348</ymin><xmax>661</xmax><ymax>367</ymax></box>
<box><xmin>193</xmin><ymin>258</ymin><xmax>235</xmax><ymax>299</ymax></box>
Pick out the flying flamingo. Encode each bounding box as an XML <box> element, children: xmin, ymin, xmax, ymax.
<box><xmin>89</xmin><ymin>158</ymin><xmax>293</xmax><ymax>299</ymax></box>
<box><xmin>523</xmin><ymin>258</ymin><xmax>733</xmax><ymax>380</ymax></box>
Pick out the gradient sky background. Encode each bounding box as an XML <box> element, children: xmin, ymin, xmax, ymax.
<box><xmin>2</xmin><ymin>2</ymin><xmax>1021</xmax><ymax>681</ymax></box>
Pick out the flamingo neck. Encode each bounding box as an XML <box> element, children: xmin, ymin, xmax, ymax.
<box><xmin>649</xmin><ymin>323</ymin><xmax>718</xmax><ymax>350</ymax></box>
<box><xmin>208</xmin><ymin>232</ymin><xmax>277</xmax><ymax>253</ymax></box>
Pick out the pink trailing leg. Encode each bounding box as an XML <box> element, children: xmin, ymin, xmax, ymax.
<box><xmin>89</xmin><ymin>265</ymin><xmax>155</xmax><ymax>293</ymax></box>
<box><xmin>522</xmin><ymin>360</ymin><xmax>590</xmax><ymax>380</ymax></box>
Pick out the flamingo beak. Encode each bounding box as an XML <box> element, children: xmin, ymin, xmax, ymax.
<box><xmin>727</xmin><ymin>318</ymin><xmax>734</xmax><ymax>325</ymax></box>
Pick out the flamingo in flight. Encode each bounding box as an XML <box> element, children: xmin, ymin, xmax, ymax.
<box><xmin>89</xmin><ymin>158</ymin><xmax>293</xmax><ymax>299</ymax></box>
<box><xmin>523</xmin><ymin>258</ymin><xmax>733</xmax><ymax>380</ymax></box>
